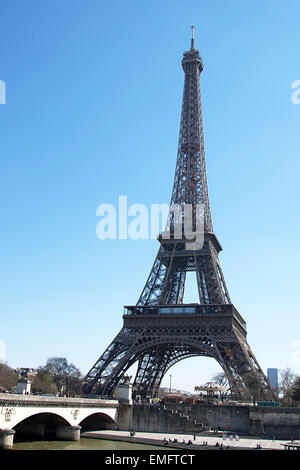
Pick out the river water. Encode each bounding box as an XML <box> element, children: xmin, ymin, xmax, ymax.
<box><xmin>13</xmin><ymin>437</ymin><xmax>166</xmax><ymax>451</ymax></box>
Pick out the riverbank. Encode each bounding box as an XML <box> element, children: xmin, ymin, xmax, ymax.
<box><xmin>81</xmin><ymin>430</ymin><xmax>292</xmax><ymax>450</ymax></box>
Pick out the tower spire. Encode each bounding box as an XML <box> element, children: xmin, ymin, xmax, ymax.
<box><xmin>191</xmin><ymin>25</ymin><xmax>195</xmax><ymax>49</ymax></box>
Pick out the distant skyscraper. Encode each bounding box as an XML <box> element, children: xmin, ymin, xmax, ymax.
<box><xmin>0</xmin><ymin>340</ymin><xmax>6</xmax><ymax>364</ymax></box>
<box><xmin>267</xmin><ymin>368</ymin><xmax>278</xmax><ymax>392</ymax></box>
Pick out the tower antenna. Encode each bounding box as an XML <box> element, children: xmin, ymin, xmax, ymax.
<box><xmin>191</xmin><ymin>25</ymin><xmax>195</xmax><ymax>49</ymax></box>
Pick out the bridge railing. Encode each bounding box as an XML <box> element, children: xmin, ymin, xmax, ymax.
<box><xmin>0</xmin><ymin>393</ymin><xmax>118</xmax><ymax>407</ymax></box>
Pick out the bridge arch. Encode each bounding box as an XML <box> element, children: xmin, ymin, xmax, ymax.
<box><xmin>9</xmin><ymin>408</ymin><xmax>72</xmax><ymax>429</ymax></box>
<box><xmin>13</xmin><ymin>412</ymin><xmax>72</xmax><ymax>440</ymax></box>
<box><xmin>12</xmin><ymin>409</ymin><xmax>117</xmax><ymax>441</ymax></box>
<box><xmin>4</xmin><ymin>403</ymin><xmax>117</xmax><ymax>430</ymax></box>
<box><xmin>79</xmin><ymin>411</ymin><xmax>116</xmax><ymax>432</ymax></box>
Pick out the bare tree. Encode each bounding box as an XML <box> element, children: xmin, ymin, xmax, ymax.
<box><xmin>279</xmin><ymin>368</ymin><xmax>297</xmax><ymax>405</ymax></box>
<box><xmin>0</xmin><ymin>364</ymin><xmax>18</xmax><ymax>391</ymax></box>
<box><xmin>211</xmin><ymin>372</ymin><xmax>229</xmax><ymax>388</ymax></box>
<box><xmin>39</xmin><ymin>357</ymin><xmax>82</xmax><ymax>396</ymax></box>
<box><xmin>291</xmin><ymin>377</ymin><xmax>300</xmax><ymax>403</ymax></box>
<box><xmin>31</xmin><ymin>369</ymin><xmax>57</xmax><ymax>395</ymax></box>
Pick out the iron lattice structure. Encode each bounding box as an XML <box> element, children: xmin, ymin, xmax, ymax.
<box><xmin>83</xmin><ymin>33</ymin><xmax>274</xmax><ymax>401</ymax></box>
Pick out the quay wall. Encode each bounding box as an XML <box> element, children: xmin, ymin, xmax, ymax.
<box><xmin>132</xmin><ymin>404</ymin><xmax>300</xmax><ymax>439</ymax></box>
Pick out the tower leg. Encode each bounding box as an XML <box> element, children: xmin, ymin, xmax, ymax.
<box><xmin>214</xmin><ymin>337</ymin><xmax>274</xmax><ymax>401</ymax></box>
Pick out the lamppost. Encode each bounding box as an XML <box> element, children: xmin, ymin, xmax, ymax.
<box><xmin>169</xmin><ymin>374</ymin><xmax>172</xmax><ymax>393</ymax></box>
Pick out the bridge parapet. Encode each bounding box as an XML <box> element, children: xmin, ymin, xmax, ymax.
<box><xmin>0</xmin><ymin>393</ymin><xmax>118</xmax><ymax>408</ymax></box>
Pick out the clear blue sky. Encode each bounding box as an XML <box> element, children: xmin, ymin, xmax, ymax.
<box><xmin>0</xmin><ymin>0</ymin><xmax>299</xmax><ymax>392</ymax></box>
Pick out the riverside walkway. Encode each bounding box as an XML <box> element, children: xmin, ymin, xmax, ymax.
<box><xmin>82</xmin><ymin>429</ymin><xmax>293</xmax><ymax>450</ymax></box>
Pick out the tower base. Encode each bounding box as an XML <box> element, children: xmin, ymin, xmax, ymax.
<box><xmin>83</xmin><ymin>304</ymin><xmax>274</xmax><ymax>401</ymax></box>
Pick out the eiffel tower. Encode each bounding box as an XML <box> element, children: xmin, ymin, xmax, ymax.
<box><xmin>83</xmin><ymin>29</ymin><xmax>274</xmax><ymax>401</ymax></box>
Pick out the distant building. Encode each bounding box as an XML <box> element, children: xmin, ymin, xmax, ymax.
<box><xmin>267</xmin><ymin>368</ymin><xmax>279</xmax><ymax>392</ymax></box>
<box><xmin>0</xmin><ymin>340</ymin><xmax>6</xmax><ymax>364</ymax></box>
<box><xmin>160</xmin><ymin>387</ymin><xmax>192</xmax><ymax>396</ymax></box>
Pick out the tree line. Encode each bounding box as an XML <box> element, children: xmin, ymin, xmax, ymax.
<box><xmin>0</xmin><ymin>357</ymin><xmax>83</xmax><ymax>396</ymax></box>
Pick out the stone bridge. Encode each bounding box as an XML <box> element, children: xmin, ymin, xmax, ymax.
<box><xmin>0</xmin><ymin>393</ymin><xmax>131</xmax><ymax>449</ymax></box>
